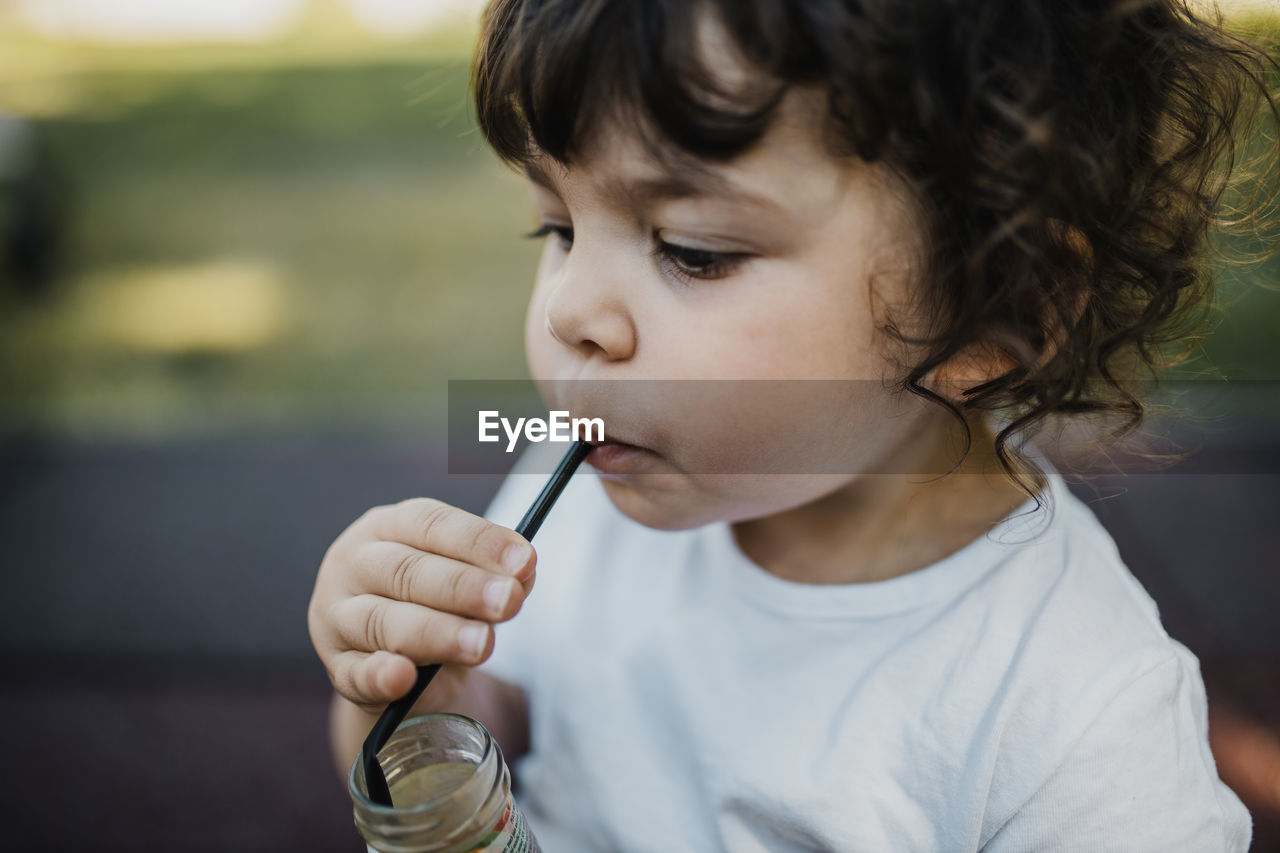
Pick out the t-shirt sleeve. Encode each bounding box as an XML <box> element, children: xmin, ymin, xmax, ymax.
<box><xmin>983</xmin><ymin>647</ymin><xmax>1252</xmax><ymax>852</ymax></box>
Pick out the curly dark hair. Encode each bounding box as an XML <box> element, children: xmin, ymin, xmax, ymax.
<box><xmin>472</xmin><ymin>0</ymin><xmax>1279</xmax><ymax>487</ymax></box>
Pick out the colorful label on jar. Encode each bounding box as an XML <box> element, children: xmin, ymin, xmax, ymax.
<box><xmin>466</xmin><ymin>799</ymin><xmax>539</xmax><ymax>852</ymax></box>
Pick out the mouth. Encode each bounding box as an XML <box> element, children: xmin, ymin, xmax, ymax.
<box><xmin>550</xmin><ymin>399</ymin><xmax>659</xmax><ymax>476</ymax></box>
<box><xmin>582</xmin><ymin>434</ymin><xmax>656</xmax><ymax>478</ymax></box>
<box><xmin>577</xmin><ymin>422</ymin><xmax>636</xmax><ymax>449</ymax></box>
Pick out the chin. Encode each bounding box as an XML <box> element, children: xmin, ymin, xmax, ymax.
<box><xmin>596</xmin><ymin>476</ymin><xmax>722</xmax><ymax>532</ymax></box>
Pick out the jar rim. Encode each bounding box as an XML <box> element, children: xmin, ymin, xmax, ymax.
<box><xmin>348</xmin><ymin>713</ymin><xmax>496</xmax><ymax>816</ymax></box>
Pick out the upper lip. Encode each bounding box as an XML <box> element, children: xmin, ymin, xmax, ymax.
<box><xmin>565</xmin><ymin>417</ymin><xmax>639</xmax><ymax>449</ymax></box>
<box><xmin>585</xmin><ymin>432</ymin><xmax>635</xmax><ymax>447</ymax></box>
<box><xmin>547</xmin><ymin>393</ymin><xmax>646</xmax><ymax>449</ymax></box>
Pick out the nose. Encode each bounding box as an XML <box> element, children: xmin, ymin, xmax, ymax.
<box><xmin>543</xmin><ymin>251</ymin><xmax>637</xmax><ymax>363</ymax></box>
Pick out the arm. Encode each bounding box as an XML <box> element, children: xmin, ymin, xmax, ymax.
<box><xmin>983</xmin><ymin>652</ymin><xmax>1252</xmax><ymax>852</ymax></box>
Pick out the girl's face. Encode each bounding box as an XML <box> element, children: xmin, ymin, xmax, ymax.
<box><xmin>523</xmin><ymin>90</ymin><xmax>956</xmax><ymax>530</ymax></box>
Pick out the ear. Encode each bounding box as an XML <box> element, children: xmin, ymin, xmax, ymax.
<box><xmin>925</xmin><ymin>220</ymin><xmax>1092</xmax><ymax>405</ymax></box>
<box><xmin>924</xmin><ymin>293</ymin><xmax>1086</xmax><ymax>405</ymax></box>
<box><xmin>923</xmin><ymin>341</ymin><xmax>1022</xmax><ymax>404</ymax></box>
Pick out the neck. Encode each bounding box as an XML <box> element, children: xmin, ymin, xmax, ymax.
<box><xmin>731</xmin><ymin>418</ymin><xmax>1033</xmax><ymax>585</ymax></box>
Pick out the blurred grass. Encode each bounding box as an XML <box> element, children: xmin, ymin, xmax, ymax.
<box><xmin>0</xmin><ymin>10</ymin><xmax>1277</xmax><ymax>439</ymax></box>
<box><xmin>1191</xmin><ymin>11</ymin><xmax>1280</xmax><ymax>385</ymax></box>
<box><xmin>0</xmin><ymin>39</ymin><xmax>541</xmax><ymax>437</ymax></box>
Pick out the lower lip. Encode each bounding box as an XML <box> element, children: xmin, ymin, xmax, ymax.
<box><xmin>586</xmin><ymin>442</ymin><xmax>653</xmax><ymax>477</ymax></box>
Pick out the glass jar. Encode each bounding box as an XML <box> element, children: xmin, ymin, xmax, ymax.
<box><xmin>349</xmin><ymin>714</ymin><xmax>540</xmax><ymax>853</ymax></box>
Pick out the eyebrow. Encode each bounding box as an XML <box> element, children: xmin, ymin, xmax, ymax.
<box><xmin>522</xmin><ymin>158</ymin><xmax>783</xmax><ymax>214</ymax></box>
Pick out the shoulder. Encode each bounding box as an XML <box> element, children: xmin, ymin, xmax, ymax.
<box><xmin>982</xmin><ymin>640</ymin><xmax>1251</xmax><ymax>851</ymax></box>
<box><xmin>980</xmin><ymin>476</ymin><xmax>1185</xmax><ymax>727</ymax></box>
<box><xmin>980</xmin><ymin>475</ymin><xmax>1179</xmax><ymax>681</ymax></box>
<box><xmin>972</xmin><ymin>478</ymin><xmax>1249</xmax><ymax>848</ymax></box>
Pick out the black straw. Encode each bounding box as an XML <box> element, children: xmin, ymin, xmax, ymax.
<box><xmin>361</xmin><ymin>439</ymin><xmax>592</xmax><ymax>806</ymax></box>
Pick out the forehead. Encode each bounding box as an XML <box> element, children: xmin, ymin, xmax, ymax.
<box><xmin>524</xmin><ymin>87</ymin><xmax>867</xmax><ymax>216</ymax></box>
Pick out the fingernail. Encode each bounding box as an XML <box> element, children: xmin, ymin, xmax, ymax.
<box><xmin>484</xmin><ymin>578</ymin><xmax>514</xmax><ymax>615</ymax></box>
<box><xmin>373</xmin><ymin>655</ymin><xmax>392</xmax><ymax>695</ymax></box>
<box><xmin>459</xmin><ymin>623</ymin><xmax>488</xmax><ymax>658</ymax></box>
<box><xmin>502</xmin><ymin>543</ymin><xmax>531</xmax><ymax>574</ymax></box>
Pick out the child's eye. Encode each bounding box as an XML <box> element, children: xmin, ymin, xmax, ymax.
<box><xmin>524</xmin><ymin>223</ymin><xmax>573</xmax><ymax>250</ymax></box>
<box><xmin>523</xmin><ymin>224</ymin><xmax>742</xmax><ymax>282</ymax></box>
<box><xmin>656</xmin><ymin>241</ymin><xmax>744</xmax><ymax>282</ymax></box>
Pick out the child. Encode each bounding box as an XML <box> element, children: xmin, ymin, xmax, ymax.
<box><xmin>310</xmin><ymin>0</ymin><xmax>1277</xmax><ymax>848</ymax></box>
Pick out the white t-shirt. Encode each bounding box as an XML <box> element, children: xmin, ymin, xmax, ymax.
<box><xmin>481</xmin><ymin>460</ymin><xmax>1251</xmax><ymax>852</ymax></box>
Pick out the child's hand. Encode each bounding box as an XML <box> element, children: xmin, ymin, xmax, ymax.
<box><xmin>308</xmin><ymin>498</ymin><xmax>535</xmax><ymax>715</ymax></box>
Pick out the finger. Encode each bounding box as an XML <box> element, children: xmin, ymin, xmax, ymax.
<box><xmin>333</xmin><ymin>594</ymin><xmax>495</xmax><ymax>666</ymax></box>
<box><xmin>331</xmin><ymin>650</ymin><xmax>417</xmax><ymax>707</ymax></box>
<box><xmin>349</xmin><ymin>649</ymin><xmax>419</xmax><ymax>706</ymax></box>
<box><xmin>367</xmin><ymin>499</ymin><xmax>536</xmax><ymax>581</ymax></box>
<box><xmin>349</xmin><ymin>541</ymin><xmax>528</xmax><ymax>622</ymax></box>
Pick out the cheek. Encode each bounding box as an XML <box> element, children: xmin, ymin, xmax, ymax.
<box><xmin>654</xmin><ymin>379</ymin><xmax>915</xmax><ymax>477</ymax></box>
<box><xmin>687</xmin><ymin>286</ymin><xmax>882</xmax><ymax>381</ymax></box>
<box><xmin>523</xmin><ymin>251</ymin><xmax>559</xmax><ymax>378</ymax></box>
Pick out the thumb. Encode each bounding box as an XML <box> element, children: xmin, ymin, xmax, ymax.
<box><xmin>359</xmin><ymin>650</ymin><xmax>418</xmax><ymax>706</ymax></box>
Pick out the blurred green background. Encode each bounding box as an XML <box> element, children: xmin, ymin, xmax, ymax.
<box><xmin>0</xmin><ymin>0</ymin><xmax>541</xmax><ymax>442</ymax></box>
<box><xmin>0</xmin><ymin>1</ymin><xmax>1276</xmax><ymax>443</ymax></box>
